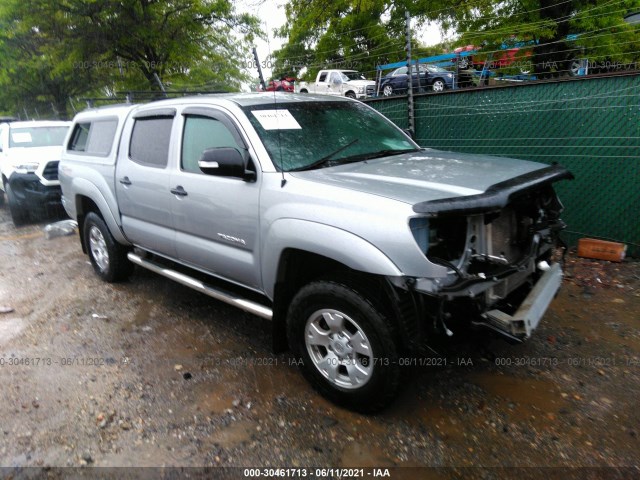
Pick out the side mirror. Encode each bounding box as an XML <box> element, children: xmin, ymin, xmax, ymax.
<box><xmin>198</xmin><ymin>147</ymin><xmax>256</xmax><ymax>181</ymax></box>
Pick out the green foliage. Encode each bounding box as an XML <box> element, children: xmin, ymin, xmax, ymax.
<box><xmin>0</xmin><ymin>0</ymin><xmax>262</xmax><ymax>118</ymax></box>
<box><xmin>272</xmin><ymin>0</ymin><xmax>421</xmax><ymax>81</ymax></box>
<box><xmin>273</xmin><ymin>0</ymin><xmax>640</xmax><ymax>80</ymax></box>
<box><xmin>424</xmin><ymin>0</ymin><xmax>640</xmax><ymax>75</ymax></box>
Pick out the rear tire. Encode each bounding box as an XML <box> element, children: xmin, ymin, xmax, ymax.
<box><xmin>83</xmin><ymin>212</ymin><xmax>133</xmax><ymax>282</ymax></box>
<box><xmin>287</xmin><ymin>279</ymin><xmax>400</xmax><ymax>412</ymax></box>
<box><xmin>5</xmin><ymin>183</ymin><xmax>29</xmax><ymax>226</ymax></box>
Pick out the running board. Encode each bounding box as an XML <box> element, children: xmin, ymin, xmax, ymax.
<box><xmin>127</xmin><ymin>253</ymin><xmax>273</xmax><ymax>320</ymax></box>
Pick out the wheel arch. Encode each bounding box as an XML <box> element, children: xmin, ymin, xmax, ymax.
<box><xmin>71</xmin><ymin>179</ymin><xmax>130</xmax><ymax>250</ymax></box>
<box><xmin>263</xmin><ymin>219</ymin><xmax>406</xmax><ymax>353</ymax></box>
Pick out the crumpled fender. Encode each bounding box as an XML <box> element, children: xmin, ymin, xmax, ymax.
<box><xmin>261</xmin><ymin>218</ymin><xmax>402</xmax><ymax>298</ymax></box>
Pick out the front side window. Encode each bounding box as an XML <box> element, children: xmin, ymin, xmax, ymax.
<box><xmin>129</xmin><ymin>117</ymin><xmax>173</xmax><ymax>168</ymax></box>
<box><xmin>243</xmin><ymin>101</ymin><xmax>418</xmax><ymax>172</ymax></box>
<box><xmin>181</xmin><ymin>116</ymin><xmax>242</xmax><ymax>174</ymax></box>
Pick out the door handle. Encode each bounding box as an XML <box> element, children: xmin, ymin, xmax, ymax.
<box><xmin>170</xmin><ymin>186</ymin><xmax>188</xmax><ymax>197</ymax></box>
<box><xmin>119</xmin><ymin>176</ymin><xmax>132</xmax><ymax>186</ymax></box>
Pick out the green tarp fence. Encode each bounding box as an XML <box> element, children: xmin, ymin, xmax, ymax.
<box><xmin>365</xmin><ymin>73</ymin><xmax>640</xmax><ymax>257</ymax></box>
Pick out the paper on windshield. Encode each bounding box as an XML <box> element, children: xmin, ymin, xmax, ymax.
<box><xmin>11</xmin><ymin>132</ymin><xmax>32</xmax><ymax>144</ymax></box>
<box><xmin>252</xmin><ymin>110</ymin><xmax>301</xmax><ymax>130</ymax></box>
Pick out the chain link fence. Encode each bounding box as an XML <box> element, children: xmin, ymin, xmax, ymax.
<box><xmin>365</xmin><ymin>73</ymin><xmax>640</xmax><ymax>257</ymax></box>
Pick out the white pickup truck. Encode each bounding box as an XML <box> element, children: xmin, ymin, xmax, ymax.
<box><xmin>295</xmin><ymin>70</ymin><xmax>376</xmax><ymax>99</ymax></box>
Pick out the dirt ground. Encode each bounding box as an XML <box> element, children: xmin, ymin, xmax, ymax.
<box><xmin>0</xmin><ymin>206</ymin><xmax>638</xmax><ymax>479</ymax></box>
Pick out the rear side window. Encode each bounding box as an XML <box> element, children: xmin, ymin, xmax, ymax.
<box><xmin>129</xmin><ymin>117</ymin><xmax>173</xmax><ymax>168</ymax></box>
<box><xmin>68</xmin><ymin>123</ymin><xmax>90</xmax><ymax>151</ymax></box>
<box><xmin>68</xmin><ymin>119</ymin><xmax>117</xmax><ymax>156</ymax></box>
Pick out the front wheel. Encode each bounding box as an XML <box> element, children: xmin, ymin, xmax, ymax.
<box><xmin>345</xmin><ymin>91</ymin><xmax>356</xmax><ymax>99</ymax></box>
<box><xmin>83</xmin><ymin>212</ymin><xmax>133</xmax><ymax>282</ymax></box>
<box><xmin>287</xmin><ymin>280</ymin><xmax>400</xmax><ymax>412</ymax></box>
<box><xmin>382</xmin><ymin>84</ymin><xmax>393</xmax><ymax>97</ymax></box>
<box><xmin>5</xmin><ymin>183</ymin><xmax>29</xmax><ymax>226</ymax></box>
<box><xmin>568</xmin><ymin>59</ymin><xmax>582</xmax><ymax>76</ymax></box>
<box><xmin>432</xmin><ymin>79</ymin><xmax>446</xmax><ymax>92</ymax></box>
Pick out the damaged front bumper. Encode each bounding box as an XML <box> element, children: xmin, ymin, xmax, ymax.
<box><xmin>476</xmin><ymin>262</ymin><xmax>563</xmax><ymax>340</ymax></box>
<box><xmin>8</xmin><ymin>172</ymin><xmax>63</xmax><ymax>211</ymax></box>
<box><xmin>400</xmin><ymin>164</ymin><xmax>573</xmax><ymax>344</ymax></box>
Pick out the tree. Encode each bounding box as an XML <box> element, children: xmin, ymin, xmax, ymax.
<box><xmin>66</xmin><ymin>0</ymin><xmax>261</xmax><ymax>92</ymax></box>
<box><xmin>0</xmin><ymin>0</ymin><xmax>98</xmax><ymax>118</ymax></box>
<box><xmin>420</xmin><ymin>0</ymin><xmax>640</xmax><ymax>76</ymax></box>
<box><xmin>272</xmin><ymin>0</ymin><xmax>640</xmax><ymax>80</ymax></box>
<box><xmin>0</xmin><ymin>0</ymin><xmax>262</xmax><ymax>118</ymax></box>
<box><xmin>272</xmin><ymin>0</ymin><xmax>425</xmax><ymax>81</ymax></box>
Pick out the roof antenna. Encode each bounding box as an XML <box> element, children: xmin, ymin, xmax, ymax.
<box><xmin>261</xmin><ymin>17</ymin><xmax>287</xmax><ymax>188</ymax></box>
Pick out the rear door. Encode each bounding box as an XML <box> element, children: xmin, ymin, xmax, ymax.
<box><xmin>169</xmin><ymin>107</ymin><xmax>261</xmax><ymax>289</ymax></box>
<box><xmin>115</xmin><ymin>108</ymin><xmax>177</xmax><ymax>257</ymax></box>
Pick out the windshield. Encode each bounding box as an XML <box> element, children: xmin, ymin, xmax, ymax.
<box><xmin>243</xmin><ymin>101</ymin><xmax>418</xmax><ymax>172</ymax></box>
<box><xmin>342</xmin><ymin>71</ymin><xmax>367</xmax><ymax>81</ymax></box>
<box><xmin>9</xmin><ymin>126</ymin><xmax>69</xmax><ymax>148</ymax></box>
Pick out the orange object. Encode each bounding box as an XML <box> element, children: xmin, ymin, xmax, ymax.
<box><xmin>577</xmin><ymin>238</ymin><xmax>627</xmax><ymax>262</ymax></box>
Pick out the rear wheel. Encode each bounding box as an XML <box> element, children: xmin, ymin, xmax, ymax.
<box><xmin>5</xmin><ymin>183</ymin><xmax>29</xmax><ymax>226</ymax></box>
<box><xmin>83</xmin><ymin>212</ymin><xmax>133</xmax><ymax>282</ymax></box>
<box><xmin>287</xmin><ymin>279</ymin><xmax>400</xmax><ymax>412</ymax></box>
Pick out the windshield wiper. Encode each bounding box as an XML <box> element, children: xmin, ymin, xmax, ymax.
<box><xmin>338</xmin><ymin>148</ymin><xmax>420</xmax><ymax>163</ymax></box>
<box><xmin>289</xmin><ymin>139</ymin><xmax>360</xmax><ymax>172</ymax></box>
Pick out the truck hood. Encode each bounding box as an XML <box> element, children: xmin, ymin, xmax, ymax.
<box><xmin>4</xmin><ymin>146</ymin><xmax>63</xmax><ymax>166</ymax></box>
<box><xmin>346</xmin><ymin>79</ymin><xmax>376</xmax><ymax>87</ymax></box>
<box><xmin>291</xmin><ymin>148</ymin><xmax>557</xmax><ymax>205</ymax></box>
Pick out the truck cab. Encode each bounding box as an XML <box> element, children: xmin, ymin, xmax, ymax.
<box><xmin>296</xmin><ymin>70</ymin><xmax>376</xmax><ymax>99</ymax></box>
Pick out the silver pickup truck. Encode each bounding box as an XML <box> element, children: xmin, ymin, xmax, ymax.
<box><xmin>59</xmin><ymin>93</ymin><xmax>572</xmax><ymax>411</ymax></box>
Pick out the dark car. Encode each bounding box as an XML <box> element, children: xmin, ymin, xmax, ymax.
<box><xmin>379</xmin><ymin>64</ymin><xmax>455</xmax><ymax>96</ymax></box>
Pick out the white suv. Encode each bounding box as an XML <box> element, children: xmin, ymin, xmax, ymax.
<box><xmin>0</xmin><ymin>120</ymin><xmax>71</xmax><ymax>225</ymax></box>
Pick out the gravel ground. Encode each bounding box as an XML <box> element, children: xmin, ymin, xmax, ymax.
<box><xmin>0</xmin><ymin>206</ymin><xmax>638</xmax><ymax>479</ymax></box>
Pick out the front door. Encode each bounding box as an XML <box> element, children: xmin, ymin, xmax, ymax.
<box><xmin>170</xmin><ymin>108</ymin><xmax>261</xmax><ymax>289</ymax></box>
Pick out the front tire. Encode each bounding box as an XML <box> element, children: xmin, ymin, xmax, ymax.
<box><xmin>432</xmin><ymin>79</ymin><xmax>446</xmax><ymax>92</ymax></box>
<box><xmin>83</xmin><ymin>212</ymin><xmax>133</xmax><ymax>282</ymax></box>
<box><xmin>382</xmin><ymin>84</ymin><xmax>393</xmax><ymax>97</ymax></box>
<box><xmin>345</xmin><ymin>91</ymin><xmax>356</xmax><ymax>99</ymax></box>
<box><xmin>287</xmin><ymin>279</ymin><xmax>400</xmax><ymax>412</ymax></box>
<box><xmin>5</xmin><ymin>183</ymin><xmax>29</xmax><ymax>226</ymax></box>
